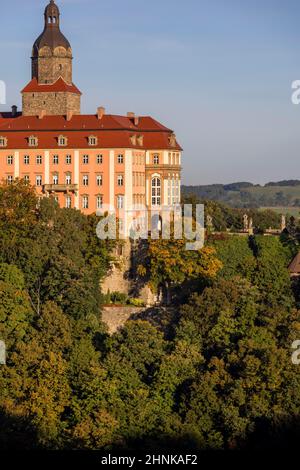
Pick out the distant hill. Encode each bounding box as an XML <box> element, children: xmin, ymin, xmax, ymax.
<box><xmin>182</xmin><ymin>180</ymin><xmax>300</xmax><ymax>209</ymax></box>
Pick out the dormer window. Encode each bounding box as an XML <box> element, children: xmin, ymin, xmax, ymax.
<box><xmin>137</xmin><ymin>135</ymin><xmax>144</xmax><ymax>146</ymax></box>
<box><xmin>88</xmin><ymin>135</ymin><xmax>98</xmax><ymax>146</ymax></box>
<box><xmin>58</xmin><ymin>135</ymin><xmax>67</xmax><ymax>146</ymax></box>
<box><xmin>130</xmin><ymin>135</ymin><xmax>137</xmax><ymax>146</ymax></box>
<box><xmin>0</xmin><ymin>137</ymin><xmax>7</xmax><ymax>148</ymax></box>
<box><xmin>29</xmin><ymin>135</ymin><xmax>38</xmax><ymax>147</ymax></box>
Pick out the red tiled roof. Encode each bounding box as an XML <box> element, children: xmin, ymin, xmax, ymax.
<box><xmin>21</xmin><ymin>77</ymin><xmax>82</xmax><ymax>95</ymax></box>
<box><xmin>0</xmin><ymin>113</ymin><xmax>182</xmax><ymax>151</ymax></box>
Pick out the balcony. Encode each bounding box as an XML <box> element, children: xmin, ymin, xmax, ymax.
<box><xmin>43</xmin><ymin>184</ymin><xmax>78</xmax><ymax>194</ymax></box>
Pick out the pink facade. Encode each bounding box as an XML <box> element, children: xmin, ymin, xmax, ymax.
<box><xmin>0</xmin><ymin>1</ymin><xmax>182</xmax><ymax>216</ymax></box>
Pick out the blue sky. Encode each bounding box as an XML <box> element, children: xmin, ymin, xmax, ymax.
<box><xmin>1</xmin><ymin>0</ymin><xmax>300</xmax><ymax>185</ymax></box>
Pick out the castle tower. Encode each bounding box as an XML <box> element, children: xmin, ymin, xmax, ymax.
<box><xmin>22</xmin><ymin>0</ymin><xmax>81</xmax><ymax>116</ymax></box>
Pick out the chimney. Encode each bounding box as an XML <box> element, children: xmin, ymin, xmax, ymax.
<box><xmin>97</xmin><ymin>106</ymin><xmax>105</xmax><ymax>120</ymax></box>
<box><xmin>127</xmin><ymin>112</ymin><xmax>135</xmax><ymax>119</ymax></box>
<box><xmin>66</xmin><ymin>110</ymin><xmax>73</xmax><ymax>121</ymax></box>
<box><xmin>134</xmin><ymin>116</ymin><xmax>139</xmax><ymax>126</ymax></box>
<box><xmin>11</xmin><ymin>105</ymin><xmax>18</xmax><ymax>117</ymax></box>
<box><xmin>38</xmin><ymin>109</ymin><xmax>46</xmax><ymax>120</ymax></box>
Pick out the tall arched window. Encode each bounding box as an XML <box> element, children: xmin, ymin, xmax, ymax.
<box><xmin>151</xmin><ymin>177</ymin><xmax>161</xmax><ymax>206</ymax></box>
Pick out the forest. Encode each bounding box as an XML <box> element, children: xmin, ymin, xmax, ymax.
<box><xmin>1</xmin><ymin>181</ymin><xmax>300</xmax><ymax>451</ymax></box>
<box><xmin>182</xmin><ymin>180</ymin><xmax>300</xmax><ymax>209</ymax></box>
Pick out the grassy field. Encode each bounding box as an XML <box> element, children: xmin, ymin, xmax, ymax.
<box><xmin>246</xmin><ymin>185</ymin><xmax>300</xmax><ymax>198</ymax></box>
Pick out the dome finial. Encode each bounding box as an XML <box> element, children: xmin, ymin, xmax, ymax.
<box><xmin>44</xmin><ymin>0</ymin><xmax>60</xmax><ymax>28</ymax></box>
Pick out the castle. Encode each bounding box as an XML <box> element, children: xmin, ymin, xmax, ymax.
<box><xmin>0</xmin><ymin>0</ymin><xmax>182</xmax><ymax>218</ymax></box>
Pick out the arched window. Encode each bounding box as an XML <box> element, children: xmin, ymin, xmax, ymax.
<box><xmin>151</xmin><ymin>177</ymin><xmax>161</xmax><ymax>206</ymax></box>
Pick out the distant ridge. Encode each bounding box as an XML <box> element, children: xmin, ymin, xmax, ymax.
<box><xmin>182</xmin><ymin>180</ymin><xmax>300</xmax><ymax>208</ymax></box>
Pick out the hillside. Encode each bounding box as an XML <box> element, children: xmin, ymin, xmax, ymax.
<box><xmin>182</xmin><ymin>180</ymin><xmax>300</xmax><ymax>209</ymax></box>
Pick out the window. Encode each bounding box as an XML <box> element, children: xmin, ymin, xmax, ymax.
<box><xmin>96</xmin><ymin>195</ymin><xmax>103</xmax><ymax>210</ymax></box>
<box><xmin>82</xmin><ymin>196</ymin><xmax>89</xmax><ymax>209</ymax></box>
<box><xmin>118</xmin><ymin>154</ymin><xmax>124</xmax><ymax>164</ymax></box>
<box><xmin>7</xmin><ymin>175</ymin><xmax>13</xmax><ymax>185</ymax></box>
<box><xmin>7</xmin><ymin>155</ymin><xmax>13</xmax><ymax>165</ymax></box>
<box><xmin>153</xmin><ymin>154</ymin><xmax>159</xmax><ymax>165</ymax></box>
<box><xmin>65</xmin><ymin>173</ymin><xmax>72</xmax><ymax>185</ymax></box>
<box><xmin>65</xmin><ymin>196</ymin><xmax>72</xmax><ymax>209</ymax></box>
<box><xmin>151</xmin><ymin>177</ymin><xmax>161</xmax><ymax>206</ymax></box>
<box><xmin>24</xmin><ymin>175</ymin><xmax>30</xmax><ymax>184</ymax></box>
<box><xmin>36</xmin><ymin>155</ymin><xmax>42</xmax><ymax>165</ymax></box>
<box><xmin>167</xmin><ymin>177</ymin><xmax>180</xmax><ymax>205</ymax></box>
<box><xmin>117</xmin><ymin>195</ymin><xmax>124</xmax><ymax>209</ymax></box>
<box><xmin>83</xmin><ymin>155</ymin><xmax>89</xmax><ymax>164</ymax></box>
<box><xmin>53</xmin><ymin>174</ymin><xmax>59</xmax><ymax>185</ymax></box>
<box><xmin>58</xmin><ymin>135</ymin><xmax>67</xmax><ymax>146</ymax></box>
<box><xmin>66</xmin><ymin>155</ymin><xmax>72</xmax><ymax>165</ymax></box>
<box><xmin>36</xmin><ymin>175</ymin><xmax>42</xmax><ymax>187</ymax></box>
<box><xmin>96</xmin><ymin>174</ymin><xmax>103</xmax><ymax>186</ymax></box>
<box><xmin>53</xmin><ymin>155</ymin><xmax>59</xmax><ymax>164</ymax></box>
<box><xmin>88</xmin><ymin>135</ymin><xmax>98</xmax><ymax>146</ymax></box>
<box><xmin>0</xmin><ymin>137</ymin><xmax>7</xmax><ymax>148</ymax></box>
<box><xmin>117</xmin><ymin>175</ymin><xmax>124</xmax><ymax>186</ymax></box>
<box><xmin>97</xmin><ymin>154</ymin><xmax>103</xmax><ymax>164</ymax></box>
<box><xmin>28</xmin><ymin>136</ymin><xmax>38</xmax><ymax>147</ymax></box>
<box><xmin>83</xmin><ymin>175</ymin><xmax>89</xmax><ymax>186</ymax></box>
<box><xmin>24</xmin><ymin>155</ymin><xmax>30</xmax><ymax>165</ymax></box>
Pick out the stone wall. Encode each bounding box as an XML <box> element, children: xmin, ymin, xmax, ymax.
<box><xmin>102</xmin><ymin>306</ymin><xmax>145</xmax><ymax>334</ymax></box>
<box><xmin>101</xmin><ymin>240</ymin><xmax>159</xmax><ymax>307</ymax></box>
<box><xmin>32</xmin><ymin>46</ymin><xmax>73</xmax><ymax>85</ymax></box>
<box><xmin>22</xmin><ymin>91</ymin><xmax>81</xmax><ymax>116</ymax></box>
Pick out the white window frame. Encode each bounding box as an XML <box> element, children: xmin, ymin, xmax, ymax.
<box><xmin>117</xmin><ymin>195</ymin><xmax>124</xmax><ymax>209</ymax></box>
<box><xmin>65</xmin><ymin>195</ymin><xmax>72</xmax><ymax>209</ymax></box>
<box><xmin>82</xmin><ymin>195</ymin><xmax>89</xmax><ymax>209</ymax></box>
<box><xmin>53</xmin><ymin>174</ymin><xmax>59</xmax><ymax>185</ymax></box>
<box><xmin>36</xmin><ymin>175</ymin><xmax>42</xmax><ymax>187</ymax></box>
<box><xmin>96</xmin><ymin>195</ymin><xmax>103</xmax><ymax>210</ymax></box>
<box><xmin>96</xmin><ymin>174</ymin><xmax>103</xmax><ymax>186</ymax></box>
<box><xmin>151</xmin><ymin>177</ymin><xmax>161</xmax><ymax>206</ymax></box>
<box><xmin>65</xmin><ymin>173</ymin><xmax>72</xmax><ymax>185</ymax></box>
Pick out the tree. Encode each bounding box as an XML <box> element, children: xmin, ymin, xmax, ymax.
<box><xmin>0</xmin><ymin>263</ymin><xmax>33</xmax><ymax>348</ymax></box>
<box><xmin>141</xmin><ymin>239</ymin><xmax>222</xmax><ymax>295</ymax></box>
